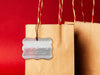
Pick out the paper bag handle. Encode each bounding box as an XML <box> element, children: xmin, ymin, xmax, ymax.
<box><xmin>72</xmin><ymin>0</ymin><xmax>95</xmax><ymax>23</ymax></box>
<box><xmin>58</xmin><ymin>0</ymin><xmax>63</xmax><ymax>25</ymax></box>
<box><xmin>35</xmin><ymin>0</ymin><xmax>64</xmax><ymax>40</ymax></box>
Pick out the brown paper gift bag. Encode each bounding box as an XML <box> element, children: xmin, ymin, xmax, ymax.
<box><xmin>74</xmin><ymin>22</ymin><xmax>100</xmax><ymax>75</ymax></box>
<box><xmin>25</xmin><ymin>24</ymin><xmax>74</xmax><ymax>75</ymax></box>
<box><xmin>65</xmin><ymin>0</ymin><xmax>100</xmax><ymax>75</ymax></box>
<box><xmin>65</xmin><ymin>23</ymin><xmax>100</xmax><ymax>75</ymax></box>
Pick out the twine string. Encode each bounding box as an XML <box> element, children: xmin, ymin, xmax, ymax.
<box><xmin>72</xmin><ymin>0</ymin><xmax>95</xmax><ymax>23</ymax></box>
<box><xmin>72</xmin><ymin>0</ymin><xmax>76</xmax><ymax>22</ymax></box>
<box><xmin>58</xmin><ymin>0</ymin><xmax>63</xmax><ymax>25</ymax></box>
<box><xmin>36</xmin><ymin>0</ymin><xmax>43</xmax><ymax>40</ymax></box>
<box><xmin>92</xmin><ymin>0</ymin><xmax>95</xmax><ymax>23</ymax></box>
<box><xmin>81</xmin><ymin>0</ymin><xmax>84</xmax><ymax>21</ymax></box>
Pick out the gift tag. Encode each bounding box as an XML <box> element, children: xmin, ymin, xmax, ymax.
<box><xmin>22</xmin><ymin>38</ymin><xmax>53</xmax><ymax>60</ymax></box>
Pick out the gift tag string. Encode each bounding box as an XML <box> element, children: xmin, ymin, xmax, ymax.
<box><xmin>36</xmin><ymin>0</ymin><xmax>43</xmax><ymax>41</ymax></box>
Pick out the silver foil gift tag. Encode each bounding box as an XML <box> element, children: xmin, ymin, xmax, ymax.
<box><xmin>22</xmin><ymin>38</ymin><xmax>53</xmax><ymax>60</ymax></box>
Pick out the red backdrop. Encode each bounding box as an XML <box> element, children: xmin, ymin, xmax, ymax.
<box><xmin>0</xmin><ymin>0</ymin><xmax>100</xmax><ymax>75</ymax></box>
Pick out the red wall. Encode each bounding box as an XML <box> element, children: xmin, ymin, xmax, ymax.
<box><xmin>0</xmin><ymin>0</ymin><xmax>100</xmax><ymax>75</ymax></box>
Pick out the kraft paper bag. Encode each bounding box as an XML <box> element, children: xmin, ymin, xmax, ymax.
<box><xmin>65</xmin><ymin>21</ymin><xmax>100</xmax><ymax>75</ymax></box>
<box><xmin>25</xmin><ymin>24</ymin><xmax>74</xmax><ymax>75</ymax></box>
<box><xmin>75</xmin><ymin>21</ymin><xmax>100</xmax><ymax>75</ymax></box>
